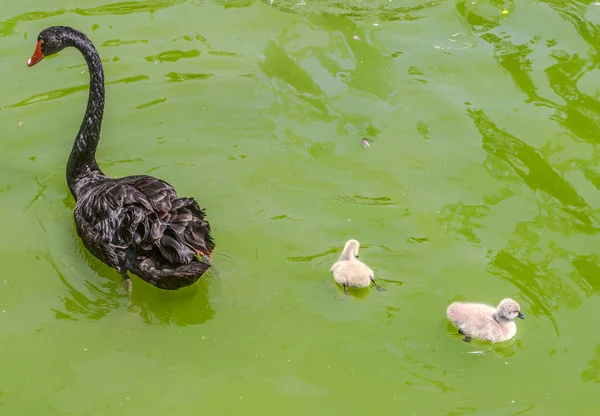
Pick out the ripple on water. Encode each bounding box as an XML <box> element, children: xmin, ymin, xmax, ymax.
<box><xmin>8</xmin><ymin>75</ymin><xmax>149</xmax><ymax>108</ymax></box>
<box><xmin>74</xmin><ymin>0</ymin><xmax>187</xmax><ymax>16</ymax></box>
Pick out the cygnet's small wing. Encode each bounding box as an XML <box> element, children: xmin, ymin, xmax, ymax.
<box><xmin>448</xmin><ymin>302</ymin><xmax>514</xmax><ymax>342</ymax></box>
<box><xmin>447</xmin><ymin>303</ymin><xmax>494</xmax><ymax>323</ymax></box>
<box><xmin>333</xmin><ymin>260</ymin><xmax>373</xmax><ymax>288</ymax></box>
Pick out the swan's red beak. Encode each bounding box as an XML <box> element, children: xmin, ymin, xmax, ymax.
<box><xmin>27</xmin><ymin>41</ymin><xmax>45</xmax><ymax>67</ymax></box>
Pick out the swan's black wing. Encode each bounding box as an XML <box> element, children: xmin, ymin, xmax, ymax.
<box><xmin>74</xmin><ymin>175</ymin><xmax>214</xmax><ymax>288</ymax></box>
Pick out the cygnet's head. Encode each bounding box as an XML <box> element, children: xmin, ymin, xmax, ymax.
<box><xmin>341</xmin><ymin>239</ymin><xmax>360</xmax><ymax>260</ymax></box>
<box><xmin>497</xmin><ymin>298</ymin><xmax>525</xmax><ymax>320</ymax></box>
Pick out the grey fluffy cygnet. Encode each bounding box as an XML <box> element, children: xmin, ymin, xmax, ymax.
<box><xmin>446</xmin><ymin>298</ymin><xmax>525</xmax><ymax>343</ymax></box>
<box><xmin>329</xmin><ymin>239</ymin><xmax>384</xmax><ymax>295</ymax></box>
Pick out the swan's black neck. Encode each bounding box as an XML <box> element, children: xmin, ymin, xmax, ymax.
<box><xmin>66</xmin><ymin>33</ymin><xmax>105</xmax><ymax>197</ymax></box>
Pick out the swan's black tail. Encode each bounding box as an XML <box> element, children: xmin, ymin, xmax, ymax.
<box><xmin>129</xmin><ymin>256</ymin><xmax>212</xmax><ymax>290</ymax></box>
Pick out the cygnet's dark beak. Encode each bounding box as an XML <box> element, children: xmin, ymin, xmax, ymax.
<box><xmin>517</xmin><ymin>312</ymin><xmax>525</xmax><ymax>319</ymax></box>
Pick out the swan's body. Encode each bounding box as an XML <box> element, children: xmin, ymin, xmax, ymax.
<box><xmin>28</xmin><ymin>26</ymin><xmax>214</xmax><ymax>290</ymax></box>
<box><xmin>329</xmin><ymin>239</ymin><xmax>384</xmax><ymax>294</ymax></box>
<box><xmin>446</xmin><ymin>298</ymin><xmax>525</xmax><ymax>343</ymax></box>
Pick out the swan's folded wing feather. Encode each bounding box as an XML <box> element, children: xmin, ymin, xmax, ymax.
<box><xmin>124</xmin><ymin>175</ymin><xmax>177</xmax><ymax>214</ymax></box>
<box><xmin>78</xmin><ymin>176</ymin><xmax>214</xmax><ymax>264</ymax></box>
<box><xmin>76</xmin><ymin>175</ymin><xmax>213</xmax><ymax>267</ymax></box>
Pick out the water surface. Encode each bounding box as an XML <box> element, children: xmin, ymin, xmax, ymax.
<box><xmin>1</xmin><ymin>0</ymin><xmax>600</xmax><ymax>414</ymax></box>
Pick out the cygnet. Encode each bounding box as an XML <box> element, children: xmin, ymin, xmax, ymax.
<box><xmin>330</xmin><ymin>239</ymin><xmax>384</xmax><ymax>294</ymax></box>
<box><xmin>446</xmin><ymin>298</ymin><xmax>525</xmax><ymax>343</ymax></box>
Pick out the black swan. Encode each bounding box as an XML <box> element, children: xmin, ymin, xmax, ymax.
<box><xmin>27</xmin><ymin>26</ymin><xmax>215</xmax><ymax>291</ymax></box>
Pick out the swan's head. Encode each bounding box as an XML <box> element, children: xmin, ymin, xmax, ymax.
<box><xmin>27</xmin><ymin>26</ymin><xmax>84</xmax><ymax>67</ymax></box>
<box><xmin>341</xmin><ymin>239</ymin><xmax>361</xmax><ymax>260</ymax></box>
<box><xmin>497</xmin><ymin>298</ymin><xmax>525</xmax><ymax>321</ymax></box>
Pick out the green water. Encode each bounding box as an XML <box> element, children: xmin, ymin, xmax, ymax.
<box><xmin>2</xmin><ymin>0</ymin><xmax>600</xmax><ymax>414</ymax></box>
